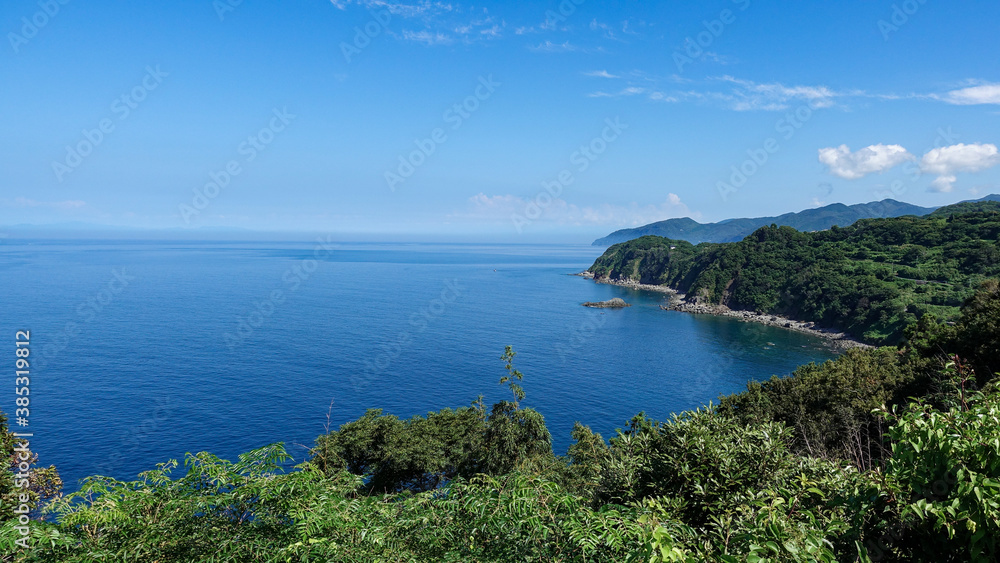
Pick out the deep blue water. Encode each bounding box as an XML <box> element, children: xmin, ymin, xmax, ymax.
<box><xmin>0</xmin><ymin>240</ymin><xmax>838</xmax><ymax>492</ymax></box>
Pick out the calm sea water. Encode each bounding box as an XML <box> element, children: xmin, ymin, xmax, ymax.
<box><xmin>1</xmin><ymin>240</ymin><xmax>837</xmax><ymax>492</ymax></box>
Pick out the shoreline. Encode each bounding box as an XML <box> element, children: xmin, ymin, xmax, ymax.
<box><xmin>577</xmin><ymin>273</ymin><xmax>872</xmax><ymax>351</ymax></box>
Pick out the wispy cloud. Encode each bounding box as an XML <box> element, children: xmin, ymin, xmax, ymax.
<box><xmin>400</xmin><ymin>29</ymin><xmax>453</xmax><ymax>45</ymax></box>
<box><xmin>710</xmin><ymin>76</ymin><xmax>843</xmax><ymax>110</ymax></box>
<box><xmin>589</xmin><ymin>19</ymin><xmax>620</xmax><ymax>41</ymax></box>
<box><xmin>332</xmin><ymin>0</ymin><xmax>502</xmax><ymax>44</ymax></box>
<box><xmin>579</xmin><ymin>72</ymin><xmax>857</xmax><ymax>111</ymax></box>
<box><xmin>528</xmin><ymin>40</ymin><xmax>579</xmax><ymax>53</ymax></box>
<box><xmin>575</xmin><ymin>69</ymin><xmax>1000</xmax><ymax>112</ymax></box>
<box><xmin>648</xmin><ymin>92</ymin><xmax>678</xmax><ymax>102</ymax></box>
<box><xmin>586</xmin><ymin>86</ymin><xmax>676</xmax><ymax>103</ymax></box>
<box><xmin>583</xmin><ymin>70</ymin><xmax>619</xmax><ymax>79</ymax></box>
<box><xmin>330</xmin><ymin>0</ymin><xmax>452</xmax><ymax>18</ymax></box>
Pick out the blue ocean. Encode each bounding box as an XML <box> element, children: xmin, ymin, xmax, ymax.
<box><xmin>1</xmin><ymin>240</ymin><xmax>837</xmax><ymax>492</ymax></box>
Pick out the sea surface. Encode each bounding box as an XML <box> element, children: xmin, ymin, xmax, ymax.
<box><xmin>1</xmin><ymin>240</ymin><xmax>838</xmax><ymax>492</ymax></box>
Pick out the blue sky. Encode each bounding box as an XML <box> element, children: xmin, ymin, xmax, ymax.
<box><xmin>2</xmin><ymin>0</ymin><xmax>999</xmax><ymax>242</ymax></box>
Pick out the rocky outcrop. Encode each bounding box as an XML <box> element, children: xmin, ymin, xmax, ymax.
<box><xmin>582</xmin><ymin>298</ymin><xmax>631</xmax><ymax>309</ymax></box>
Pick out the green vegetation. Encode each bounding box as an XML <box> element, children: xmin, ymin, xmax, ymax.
<box><xmin>3</xmin><ymin>211</ymin><xmax>1000</xmax><ymax>562</ymax></box>
<box><xmin>592</xmin><ymin>198</ymin><xmax>938</xmax><ymax>246</ymax></box>
<box><xmin>310</xmin><ymin>346</ymin><xmax>553</xmax><ymax>493</ymax></box>
<box><xmin>930</xmin><ymin>199</ymin><xmax>1000</xmax><ymax>217</ymax></box>
<box><xmin>0</xmin><ymin>412</ymin><xmax>61</xmax><ymax>523</ymax></box>
<box><xmin>589</xmin><ymin>204</ymin><xmax>1000</xmax><ymax>343</ymax></box>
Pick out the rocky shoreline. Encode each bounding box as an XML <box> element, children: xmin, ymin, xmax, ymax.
<box><xmin>577</xmin><ymin>273</ymin><xmax>871</xmax><ymax>351</ymax></box>
<box><xmin>575</xmin><ymin>272</ymin><xmax>681</xmax><ymax>295</ymax></box>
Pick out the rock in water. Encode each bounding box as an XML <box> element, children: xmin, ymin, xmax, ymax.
<box><xmin>582</xmin><ymin>298</ymin><xmax>631</xmax><ymax>308</ymax></box>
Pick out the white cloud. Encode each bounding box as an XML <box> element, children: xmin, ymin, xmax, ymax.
<box><xmin>587</xmin><ymin>86</ymin><xmax>676</xmax><ymax>102</ymax></box>
<box><xmin>463</xmin><ymin>193</ymin><xmax>695</xmax><ymax>227</ymax></box>
<box><xmin>942</xmin><ymin>83</ymin><xmax>1000</xmax><ymax>105</ymax></box>
<box><xmin>330</xmin><ymin>0</ymin><xmax>451</xmax><ymax>18</ymax></box>
<box><xmin>586</xmin><ymin>87</ymin><xmax>640</xmax><ymax>98</ymax></box>
<box><xmin>400</xmin><ymin>30</ymin><xmax>453</xmax><ymax>45</ymax></box>
<box><xmin>648</xmin><ymin>92</ymin><xmax>678</xmax><ymax>102</ymax></box>
<box><xmin>589</xmin><ymin>19</ymin><xmax>623</xmax><ymax>41</ymax></box>
<box><xmin>528</xmin><ymin>40</ymin><xmax>578</xmax><ymax>53</ymax></box>
<box><xmin>587</xmin><ymin>87</ymin><xmax>643</xmax><ymax>98</ymax></box>
<box><xmin>818</xmin><ymin>144</ymin><xmax>915</xmax><ymax>180</ymax></box>
<box><xmin>715</xmin><ymin>76</ymin><xmax>842</xmax><ymax>111</ymax></box>
<box><xmin>333</xmin><ymin>1</ymin><xmax>502</xmax><ymax>44</ymax></box>
<box><xmin>920</xmin><ymin>143</ymin><xmax>1000</xmax><ymax>192</ymax></box>
<box><xmin>479</xmin><ymin>24</ymin><xmax>502</xmax><ymax>38</ymax></box>
<box><xmin>583</xmin><ymin>70</ymin><xmax>618</xmax><ymax>79</ymax></box>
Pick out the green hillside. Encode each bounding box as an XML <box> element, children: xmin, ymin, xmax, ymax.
<box><xmin>592</xmin><ymin>199</ymin><xmax>935</xmax><ymax>246</ymax></box>
<box><xmin>589</xmin><ymin>204</ymin><xmax>1000</xmax><ymax>343</ymax></box>
<box><xmin>593</xmin><ymin>195</ymin><xmax>1000</xmax><ymax>247</ymax></box>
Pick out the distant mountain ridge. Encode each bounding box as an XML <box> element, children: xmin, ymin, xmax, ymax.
<box><xmin>592</xmin><ymin>195</ymin><xmax>1000</xmax><ymax>246</ymax></box>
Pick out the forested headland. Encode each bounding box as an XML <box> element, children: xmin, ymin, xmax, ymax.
<box><xmin>589</xmin><ymin>202</ymin><xmax>1000</xmax><ymax>343</ymax></box>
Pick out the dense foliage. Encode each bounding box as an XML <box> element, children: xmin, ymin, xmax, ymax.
<box><xmin>10</xmin><ymin>378</ymin><xmax>1000</xmax><ymax>561</ymax></box>
<box><xmin>589</xmin><ymin>205</ymin><xmax>1000</xmax><ymax>343</ymax></box>
<box><xmin>0</xmin><ymin>411</ymin><xmax>61</xmax><ymax>523</ymax></box>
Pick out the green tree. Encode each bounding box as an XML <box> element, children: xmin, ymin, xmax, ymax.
<box><xmin>0</xmin><ymin>409</ymin><xmax>61</xmax><ymax>523</ymax></box>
